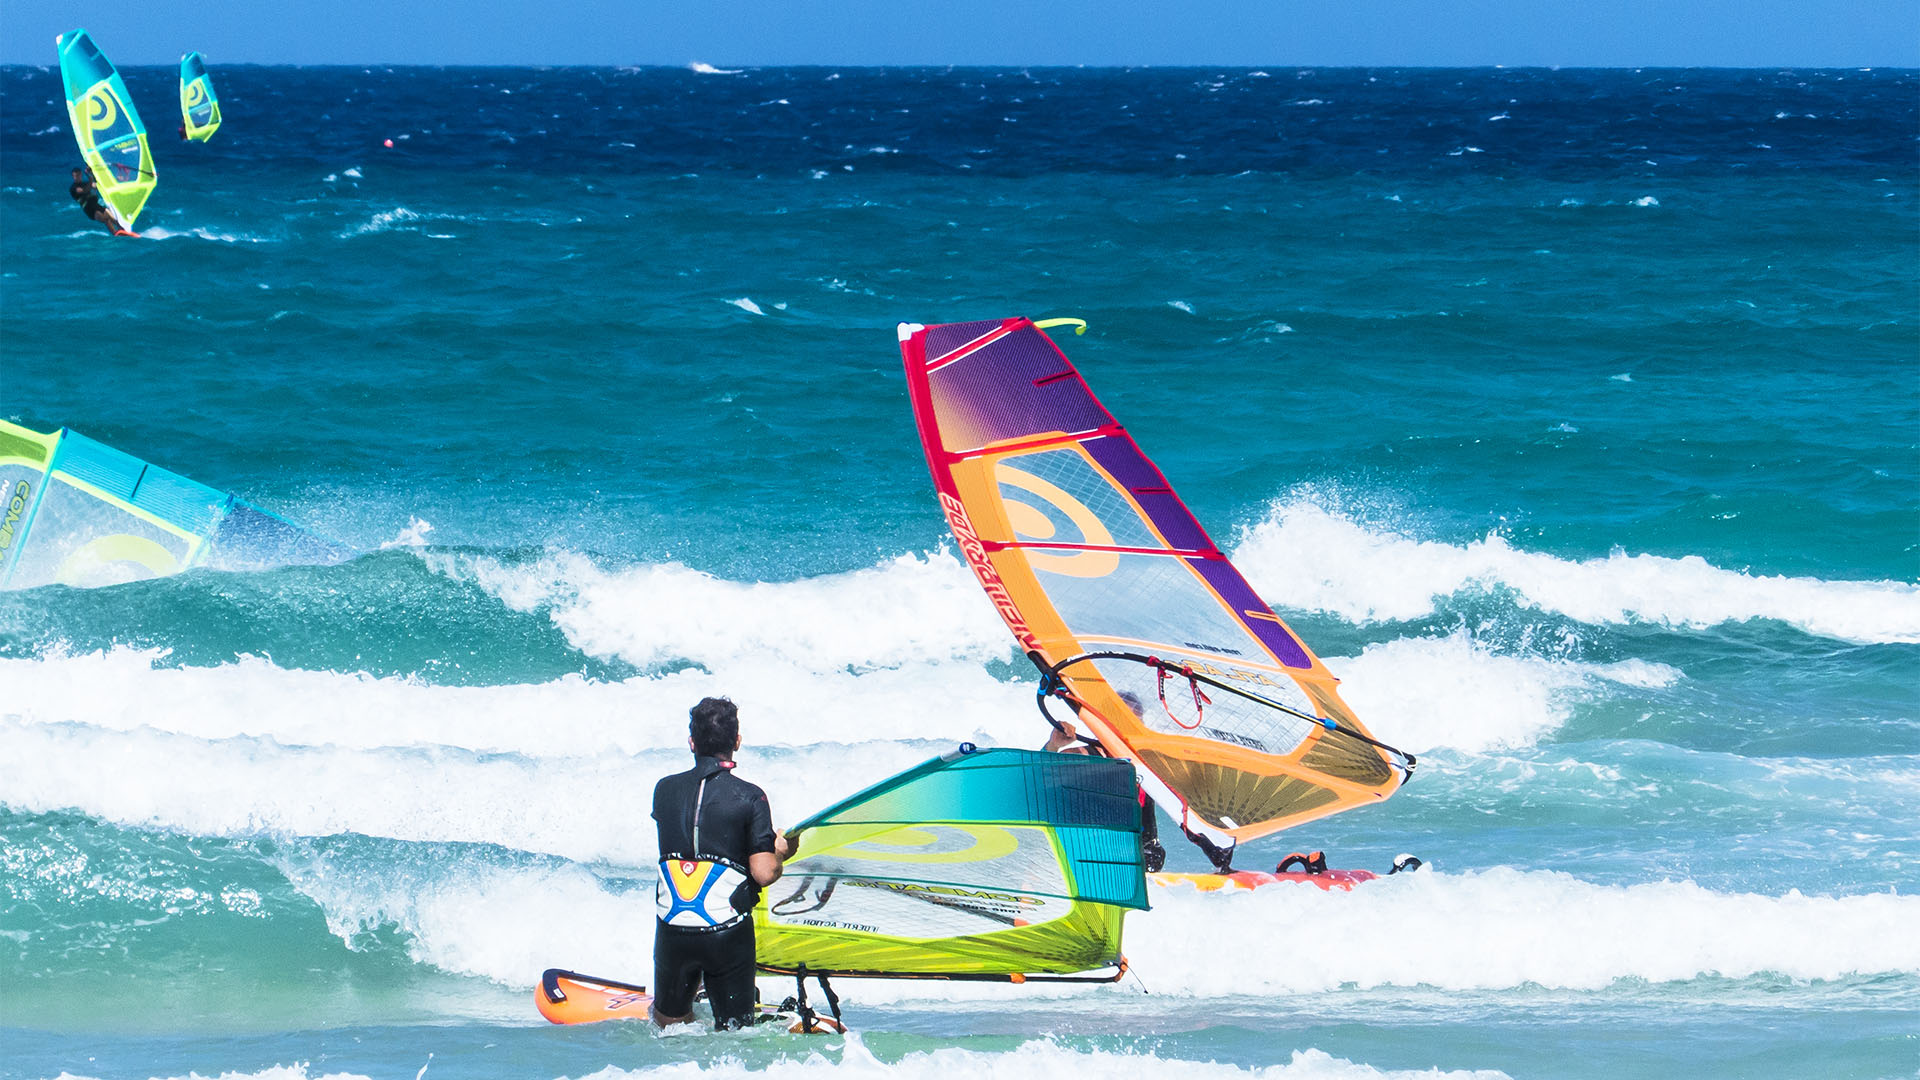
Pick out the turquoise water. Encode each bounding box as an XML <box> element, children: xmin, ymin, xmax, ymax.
<box><xmin>2</xmin><ymin>66</ymin><xmax>1917</xmax><ymax>1079</ymax></box>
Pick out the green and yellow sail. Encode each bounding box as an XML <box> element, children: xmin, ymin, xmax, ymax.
<box><xmin>56</xmin><ymin>28</ymin><xmax>155</xmax><ymax>230</ymax></box>
<box><xmin>0</xmin><ymin>420</ymin><xmax>348</xmax><ymax>590</ymax></box>
<box><xmin>755</xmin><ymin>747</ymin><xmax>1148</xmax><ymax>980</ymax></box>
<box><xmin>180</xmin><ymin>51</ymin><xmax>222</xmax><ymax>142</ymax></box>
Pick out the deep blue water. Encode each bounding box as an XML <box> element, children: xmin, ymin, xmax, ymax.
<box><xmin>2</xmin><ymin>65</ymin><xmax>1916</xmax><ymax>1080</ymax></box>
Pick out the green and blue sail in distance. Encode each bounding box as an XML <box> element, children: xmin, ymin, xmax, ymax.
<box><xmin>754</xmin><ymin>746</ymin><xmax>1149</xmax><ymax>981</ymax></box>
<box><xmin>55</xmin><ymin>28</ymin><xmax>155</xmax><ymax>230</ymax></box>
<box><xmin>0</xmin><ymin>420</ymin><xmax>349</xmax><ymax>590</ymax></box>
<box><xmin>180</xmin><ymin>51</ymin><xmax>221</xmax><ymax>142</ymax></box>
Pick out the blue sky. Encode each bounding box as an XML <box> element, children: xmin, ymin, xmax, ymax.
<box><xmin>5</xmin><ymin>0</ymin><xmax>1916</xmax><ymax>66</ymax></box>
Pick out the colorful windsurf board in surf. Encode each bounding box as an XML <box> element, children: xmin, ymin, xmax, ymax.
<box><xmin>755</xmin><ymin>745</ymin><xmax>1148</xmax><ymax>982</ymax></box>
<box><xmin>179</xmin><ymin>52</ymin><xmax>222</xmax><ymax>142</ymax></box>
<box><xmin>534</xmin><ymin>969</ymin><xmax>845</xmax><ymax>1033</ymax></box>
<box><xmin>1152</xmin><ymin>869</ymin><xmax>1375</xmax><ymax>892</ymax></box>
<box><xmin>898</xmin><ymin>318</ymin><xmax>1416</xmax><ymax>859</ymax></box>
<box><xmin>0</xmin><ymin>420</ymin><xmax>351</xmax><ymax>590</ymax></box>
<box><xmin>55</xmin><ymin>29</ymin><xmax>154</xmax><ymax>232</ymax></box>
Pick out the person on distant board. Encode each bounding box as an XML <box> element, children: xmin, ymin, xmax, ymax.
<box><xmin>1042</xmin><ymin>690</ymin><xmax>1167</xmax><ymax>872</ymax></box>
<box><xmin>68</xmin><ymin>167</ymin><xmax>114</xmax><ymax>232</ymax></box>
<box><xmin>650</xmin><ymin>696</ymin><xmax>793</xmax><ymax>1030</ymax></box>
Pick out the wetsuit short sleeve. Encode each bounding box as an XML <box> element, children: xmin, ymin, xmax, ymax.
<box><xmin>747</xmin><ymin>789</ymin><xmax>776</xmax><ymax>856</ymax></box>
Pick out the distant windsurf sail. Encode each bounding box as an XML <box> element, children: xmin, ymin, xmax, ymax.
<box><xmin>179</xmin><ymin>51</ymin><xmax>221</xmax><ymax>142</ymax></box>
<box><xmin>754</xmin><ymin>746</ymin><xmax>1147</xmax><ymax>980</ymax></box>
<box><xmin>56</xmin><ymin>29</ymin><xmax>155</xmax><ymax>229</ymax></box>
<box><xmin>0</xmin><ymin>420</ymin><xmax>350</xmax><ymax>590</ymax></box>
<box><xmin>899</xmin><ymin>318</ymin><xmax>1414</xmax><ymax>849</ymax></box>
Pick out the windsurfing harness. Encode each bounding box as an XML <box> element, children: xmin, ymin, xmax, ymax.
<box><xmin>899</xmin><ymin>318</ymin><xmax>1415</xmax><ymax>850</ymax></box>
<box><xmin>654</xmin><ymin>756</ymin><xmax>774</xmax><ymax>931</ymax></box>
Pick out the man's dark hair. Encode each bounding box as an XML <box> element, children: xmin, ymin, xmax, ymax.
<box><xmin>689</xmin><ymin>697</ymin><xmax>739</xmax><ymax>757</ymax></box>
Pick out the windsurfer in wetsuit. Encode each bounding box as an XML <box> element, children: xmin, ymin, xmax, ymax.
<box><xmin>68</xmin><ymin>168</ymin><xmax>115</xmax><ymax>232</ymax></box>
<box><xmin>650</xmin><ymin>696</ymin><xmax>791</xmax><ymax>1030</ymax></box>
<box><xmin>1042</xmin><ymin>690</ymin><xmax>1167</xmax><ymax>873</ymax></box>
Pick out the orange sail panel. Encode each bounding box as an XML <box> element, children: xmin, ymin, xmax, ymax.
<box><xmin>899</xmin><ymin>318</ymin><xmax>1412</xmax><ymax>845</ymax></box>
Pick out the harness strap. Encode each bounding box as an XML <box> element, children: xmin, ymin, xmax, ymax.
<box><xmin>1149</xmin><ymin>656</ymin><xmax>1210</xmax><ymax>730</ymax></box>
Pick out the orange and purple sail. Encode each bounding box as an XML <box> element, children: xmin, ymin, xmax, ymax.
<box><xmin>899</xmin><ymin>317</ymin><xmax>1413</xmax><ymax>850</ymax></box>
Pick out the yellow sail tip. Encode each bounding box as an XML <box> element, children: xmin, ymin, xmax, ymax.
<box><xmin>1033</xmin><ymin>318</ymin><xmax>1088</xmax><ymax>335</ymax></box>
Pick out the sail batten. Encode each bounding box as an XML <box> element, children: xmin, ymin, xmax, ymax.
<box><xmin>902</xmin><ymin>318</ymin><xmax>1412</xmax><ymax>846</ymax></box>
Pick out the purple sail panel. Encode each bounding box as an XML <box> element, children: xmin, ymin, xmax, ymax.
<box><xmin>1185</xmin><ymin>557</ymin><xmax>1313</xmax><ymax>669</ymax></box>
<box><xmin>1082</xmin><ymin>435</ymin><xmax>1211</xmax><ymax>553</ymax></box>
<box><xmin>924</xmin><ymin>319</ymin><xmax>1006</xmax><ymax>362</ymax></box>
<box><xmin>928</xmin><ymin>327</ymin><xmax>1112</xmax><ymax>453</ymax></box>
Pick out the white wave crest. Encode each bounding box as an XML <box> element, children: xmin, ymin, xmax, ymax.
<box><xmin>46</xmin><ymin>1041</ymin><xmax>1508</xmax><ymax>1080</ymax></box>
<box><xmin>0</xmin><ymin>646</ymin><xmax>1034</xmax><ymax>758</ymax></box>
<box><xmin>1231</xmin><ymin>498</ymin><xmax>1920</xmax><ymax>643</ymax></box>
<box><xmin>379</xmin><ymin>515</ymin><xmax>436</xmax><ymax>549</ymax></box>
<box><xmin>690</xmin><ymin>62</ymin><xmax>743</xmax><ymax>75</ymax></box>
<box><xmin>587</xmin><ymin>1039</ymin><xmax>1505</xmax><ymax>1080</ymax></box>
<box><xmin>726</xmin><ymin>297</ymin><xmax>768</xmax><ymax>315</ymax></box>
<box><xmin>51</xmin><ymin>1069</ymin><xmax>371</xmax><ymax>1080</ymax></box>
<box><xmin>438</xmin><ymin>549</ymin><xmax>1011</xmax><ymax>673</ymax></box>
<box><xmin>342</xmin><ymin>207</ymin><xmax>463</xmax><ymax>237</ymax></box>
<box><xmin>139</xmin><ymin>226</ymin><xmax>271</xmax><ymax>244</ymax></box>
<box><xmin>1330</xmin><ymin>633</ymin><xmax>1679</xmax><ymax>754</ymax></box>
<box><xmin>281</xmin><ymin>838</ymin><xmax>1920</xmax><ymax>999</ymax></box>
<box><xmin>0</xmin><ymin>716</ymin><xmax>941</xmax><ymax>865</ymax></box>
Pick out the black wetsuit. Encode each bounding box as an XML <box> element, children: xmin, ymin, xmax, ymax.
<box><xmin>651</xmin><ymin>754</ymin><xmax>776</xmax><ymax>1028</ymax></box>
<box><xmin>1041</xmin><ymin>734</ymin><xmax>1165</xmax><ymax>871</ymax></box>
<box><xmin>70</xmin><ymin>179</ymin><xmax>108</xmax><ymax>225</ymax></box>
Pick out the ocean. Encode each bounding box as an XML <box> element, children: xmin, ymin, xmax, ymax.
<box><xmin>1</xmin><ymin>64</ymin><xmax>1916</xmax><ymax>1079</ymax></box>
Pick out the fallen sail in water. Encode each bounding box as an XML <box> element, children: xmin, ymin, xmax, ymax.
<box><xmin>0</xmin><ymin>419</ymin><xmax>350</xmax><ymax>590</ymax></box>
<box><xmin>179</xmin><ymin>52</ymin><xmax>222</xmax><ymax>142</ymax></box>
<box><xmin>56</xmin><ymin>28</ymin><xmax>155</xmax><ymax>231</ymax></box>
<box><xmin>755</xmin><ymin>745</ymin><xmax>1148</xmax><ymax>981</ymax></box>
<box><xmin>898</xmin><ymin>318</ymin><xmax>1414</xmax><ymax>855</ymax></box>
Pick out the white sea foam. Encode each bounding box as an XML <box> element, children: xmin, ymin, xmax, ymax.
<box><xmin>585</xmin><ymin>1040</ymin><xmax>1507</xmax><ymax>1080</ymax></box>
<box><xmin>280</xmin><ymin>836</ymin><xmax>1920</xmax><ymax>1000</ymax></box>
<box><xmin>690</xmin><ymin>62</ymin><xmax>744</xmax><ymax>75</ymax></box>
<box><xmin>45</xmin><ymin>1041</ymin><xmax>1510</xmax><ymax>1080</ymax></box>
<box><xmin>726</xmin><ymin>297</ymin><xmax>768</xmax><ymax>315</ymax></box>
<box><xmin>0</xmin><ymin>716</ymin><xmax>937</xmax><ymax>865</ymax></box>
<box><xmin>1330</xmin><ymin>633</ymin><xmax>1678</xmax><ymax>754</ymax></box>
<box><xmin>1</xmin><ymin>645</ymin><xmax>1033</xmax><ymax>758</ymax></box>
<box><xmin>1167</xmin><ymin>300</ymin><xmax>1196</xmax><ymax>314</ymax></box>
<box><xmin>51</xmin><ymin>1069</ymin><xmax>372</xmax><ymax>1080</ymax></box>
<box><xmin>1231</xmin><ymin>496</ymin><xmax>1920</xmax><ymax>643</ymax></box>
<box><xmin>342</xmin><ymin>207</ymin><xmax>462</xmax><ymax>237</ymax></box>
<box><xmin>438</xmin><ymin>549</ymin><xmax>1011</xmax><ymax>673</ymax></box>
<box><xmin>380</xmin><ymin>516</ymin><xmax>436</xmax><ymax>549</ymax></box>
<box><xmin>140</xmin><ymin>226</ymin><xmax>270</xmax><ymax>244</ymax></box>
<box><xmin>1631</xmin><ymin>196</ymin><xmax>1660</xmax><ymax>207</ymax></box>
<box><xmin>1130</xmin><ymin>870</ymin><xmax>1920</xmax><ymax>994</ymax></box>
